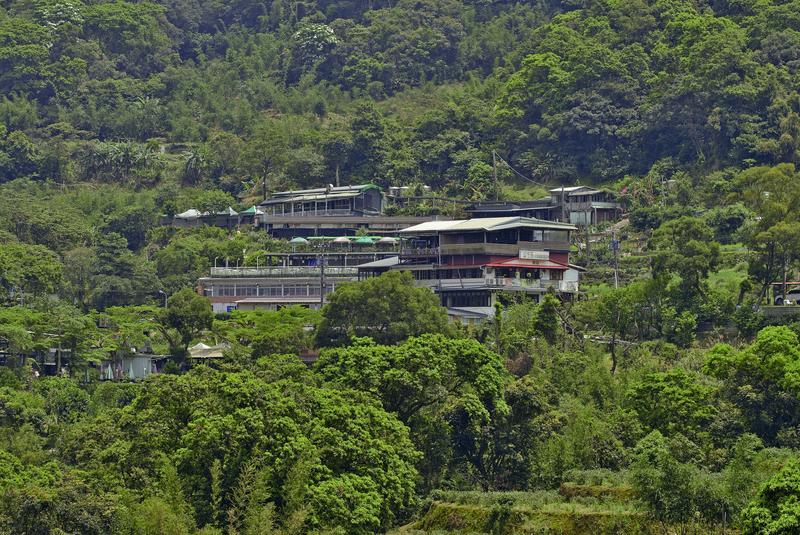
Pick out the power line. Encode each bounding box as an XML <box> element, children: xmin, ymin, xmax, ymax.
<box><xmin>492</xmin><ymin>150</ymin><xmax>549</xmax><ymax>187</ymax></box>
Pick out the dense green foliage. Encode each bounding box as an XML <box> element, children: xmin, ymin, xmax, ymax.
<box><xmin>4</xmin><ymin>0</ymin><xmax>800</xmax><ymax>533</ymax></box>
<box><xmin>3</xmin><ymin>0</ymin><xmax>800</xmax><ymax>197</ymax></box>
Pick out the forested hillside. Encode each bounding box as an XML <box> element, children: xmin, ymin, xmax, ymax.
<box><xmin>4</xmin><ymin>1</ymin><xmax>800</xmax><ymax>534</ymax></box>
<box><xmin>3</xmin><ymin>0</ymin><xmax>800</xmax><ymax>194</ymax></box>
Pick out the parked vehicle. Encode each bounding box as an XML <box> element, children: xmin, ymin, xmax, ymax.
<box><xmin>775</xmin><ymin>290</ymin><xmax>800</xmax><ymax>305</ymax></box>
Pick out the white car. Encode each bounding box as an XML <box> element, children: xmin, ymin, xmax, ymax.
<box><xmin>775</xmin><ymin>291</ymin><xmax>800</xmax><ymax>305</ymax></box>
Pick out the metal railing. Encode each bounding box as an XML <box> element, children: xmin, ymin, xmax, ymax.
<box><xmin>400</xmin><ymin>247</ymin><xmax>441</xmax><ymax>256</ymax></box>
<box><xmin>416</xmin><ymin>278</ymin><xmax>488</xmax><ymax>290</ymax></box>
<box><xmin>263</xmin><ymin>209</ymin><xmax>360</xmax><ymax>218</ymax></box>
<box><xmin>414</xmin><ymin>277</ymin><xmax>578</xmax><ymax>293</ymax></box>
<box><xmin>485</xmin><ymin>278</ymin><xmax>579</xmax><ymax>292</ymax></box>
<box><xmin>210</xmin><ymin>266</ymin><xmax>358</xmax><ymax>278</ymax></box>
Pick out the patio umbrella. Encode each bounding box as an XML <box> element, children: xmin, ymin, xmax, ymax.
<box><xmin>332</xmin><ymin>236</ymin><xmax>351</xmax><ymax>244</ymax></box>
<box><xmin>289</xmin><ymin>237</ymin><xmax>310</xmax><ymax>244</ymax></box>
<box><xmin>355</xmin><ymin>236</ymin><xmax>375</xmax><ymax>245</ymax></box>
<box><xmin>377</xmin><ymin>237</ymin><xmax>398</xmax><ymax>244</ymax></box>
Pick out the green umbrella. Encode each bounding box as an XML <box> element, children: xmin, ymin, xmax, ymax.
<box><xmin>289</xmin><ymin>237</ymin><xmax>310</xmax><ymax>244</ymax></box>
<box><xmin>355</xmin><ymin>236</ymin><xmax>375</xmax><ymax>245</ymax></box>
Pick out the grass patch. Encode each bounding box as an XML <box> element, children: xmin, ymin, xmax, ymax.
<box><xmin>401</xmin><ymin>490</ymin><xmax>655</xmax><ymax>534</ymax></box>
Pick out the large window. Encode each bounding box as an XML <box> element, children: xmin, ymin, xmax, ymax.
<box><xmin>487</xmin><ymin>229</ymin><xmax>518</xmax><ymax>244</ymax></box>
<box><xmin>543</xmin><ymin>230</ymin><xmax>569</xmax><ymax>242</ymax></box>
<box><xmin>212</xmin><ymin>284</ymin><xmax>321</xmax><ymax>297</ymax></box>
<box><xmin>519</xmin><ymin>229</ymin><xmax>544</xmax><ymax>242</ymax></box>
<box><xmin>443</xmin><ymin>232</ymin><xmax>484</xmax><ymax>244</ymax></box>
<box><xmin>442</xmin><ymin>291</ymin><xmax>490</xmax><ymax>307</ymax></box>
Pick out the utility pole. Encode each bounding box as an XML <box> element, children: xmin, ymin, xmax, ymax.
<box><xmin>585</xmin><ymin>224</ymin><xmax>591</xmax><ymax>267</ymax></box>
<box><xmin>613</xmin><ymin>234</ymin><xmax>620</xmax><ymax>289</ymax></box>
<box><xmin>492</xmin><ymin>150</ymin><xmax>499</xmax><ymax>200</ymax></box>
<box><xmin>319</xmin><ymin>253</ymin><xmax>325</xmax><ymax>307</ymax></box>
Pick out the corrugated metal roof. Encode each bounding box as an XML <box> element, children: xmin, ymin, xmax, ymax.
<box><xmin>549</xmin><ymin>186</ymin><xmax>589</xmax><ymax>193</ymax></box>
<box><xmin>272</xmin><ymin>184</ymin><xmax>378</xmax><ymax>196</ymax></box>
<box><xmin>399</xmin><ymin>217</ymin><xmax>577</xmax><ymax>234</ymax></box>
<box><xmin>260</xmin><ymin>184</ymin><xmax>380</xmax><ymax>205</ymax></box>
<box><xmin>568</xmin><ymin>189</ymin><xmax>608</xmax><ymax>197</ymax></box>
<box><xmin>260</xmin><ymin>191</ymin><xmax>364</xmax><ymax>205</ymax></box>
<box><xmin>398</xmin><ymin>220</ymin><xmax>466</xmax><ymax>233</ymax></box>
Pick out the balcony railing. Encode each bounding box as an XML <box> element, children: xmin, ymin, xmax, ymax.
<box><xmin>416</xmin><ymin>278</ymin><xmax>489</xmax><ymax>290</ymax></box>
<box><xmin>262</xmin><ymin>209</ymin><xmax>361</xmax><ymax>218</ymax></box>
<box><xmin>414</xmin><ymin>277</ymin><xmax>578</xmax><ymax>293</ymax></box>
<box><xmin>209</xmin><ymin>266</ymin><xmax>358</xmax><ymax>278</ymax></box>
<box><xmin>400</xmin><ymin>247</ymin><xmax>441</xmax><ymax>257</ymax></box>
<box><xmin>440</xmin><ymin>243</ymin><xmax>520</xmax><ymax>256</ymax></box>
<box><xmin>486</xmin><ymin>278</ymin><xmax>579</xmax><ymax>293</ymax></box>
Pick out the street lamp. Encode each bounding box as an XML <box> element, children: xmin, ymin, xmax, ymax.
<box><xmin>158</xmin><ymin>290</ymin><xmax>168</xmax><ymax>308</ymax></box>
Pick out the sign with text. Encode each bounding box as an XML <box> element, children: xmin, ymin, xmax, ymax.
<box><xmin>519</xmin><ymin>250</ymin><xmax>549</xmax><ymax>260</ymax></box>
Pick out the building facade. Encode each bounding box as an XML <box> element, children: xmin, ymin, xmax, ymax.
<box><xmin>359</xmin><ymin>217</ymin><xmax>581</xmax><ymax>318</ymax></box>
<box><xmin>259</xmin><ymin>184</ymin><xmax>383</xmax><ymax>217</ymax></box>
<box><xmin>197</xmin><ymin>252</ymin><xmax>399</xmax><ymax>313</ymax></box>
<box><xmin>467</xmin><ymin>186</ymin><xmax>622</xmax><ymax>226</ymax></box>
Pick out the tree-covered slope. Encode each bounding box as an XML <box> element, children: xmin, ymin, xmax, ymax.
<box><xmin>1</xmin><ymin>0</ymin><xmax>799</xmax><ymax>197</ymax></box>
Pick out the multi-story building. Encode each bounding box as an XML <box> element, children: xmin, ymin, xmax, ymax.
<box><xmin>256</xmin><ymin>184</ymin><xmax>454</xmax><ymax>238</ymax></box>
<box><xmin>358</xmin><ymin>216</ymin><xmax>582</xmax><ymax>318</ymax></box>
<box><xmin>551</xmin><ymin>186</ymin><xmax>623</xmax><ymax>225</ymax></box>
<box><xmin>259</xmin><ymin>184</ymin><xmax>384</xmax><ymax>217</ymax></box>
<box><xmin>466</xmin><ymin>186</ymin><xmax>622</xmax><ymax>226</ymax></box>
<box><xmin>197</xmin><ymin>252</ymin><xmax>399</xmax><ymax>313</ymax></box>
<box><xmin>465</xmin><ymin>198</ymin><xmax>557</xmax><ymax>220</ymax></box>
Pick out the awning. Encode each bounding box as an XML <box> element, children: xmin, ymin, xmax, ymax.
<box><xmin>175</xmin><ymin>209</ymin><xmax>202</xmax><ymax>219</ymax></box>
<box><xmin>240</xmin><ymin>205</ymin><xmax>262</xmax><ymax>215</ymax></box>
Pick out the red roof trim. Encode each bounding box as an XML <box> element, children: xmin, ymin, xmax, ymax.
<box><xmin>485</xmin><ymin>258</ymin><xmax>569</xmax><ymax>270</ymax></box>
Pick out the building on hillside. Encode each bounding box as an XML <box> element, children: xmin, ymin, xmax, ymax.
<box><xmin>258</xmin><ymin>214</ymin><xmax>452</xmax><ymax>239</ymax></box>
<box><xmin>238</xmin><ymin>205</ymin><xmax>264</xmax><ymax>226</ymax></box>
<box><xmin>466</xmin><ymin>186</ymin><xmax>622</xmax><ymax>226</ymax></box>
<box><xmin>385</xmin><ymin>185</ymin><xmax>471</xmax><ymax>213</ymax></box>
<box><xmin>550</xmin><ymin>186</ymin><xmax>622</xmax><ymax>225</ymax></box>
<box><xmin>172</xmin><ymin>206</ymin><xmax>263</xmax><ymax>229</ymax></box>
<box><xmin>205</xmin><ymin>206</ymin><xmax>239</xmax><ymax>229</ymax></box>
<box><xmin>357</xmin><ymin>216</ymin><xmax>582</xmax><ymax>318</ymax></box>
<box><xmin>187</xmin><ymin>342</ymin><xmax>229</xmax><ymax>364</ymax></box>
<box><xmin>465</xmin><ymin>199</ymin><xmax>557</xmax><ymax>220</ymax></box>
<box><xmin>197</xmin><ymin>252</ymin><xmax>400</xmax><ymax>313</ymax></box>
<box><xmin>256</xmin><ymin>184</ymin><xmax>456</xmax><ymax>238</ymax></box>
<box><xmin>172</xmin><ymin>208</ymin><xmax>203</xmax><ymax>228</ymax></box>
<box><xmin>259</xmin><ymin>184</ymin><xmax>383</xmax><ymax>217</ymax></box>
<box><xmin>99</xmin><ymin>349</ymin><xmax>168</xmax><ymax>381</ymax></box>
<box><xmin>169</xmin><ymin>184</ymin><xmax>454</xmax><ymax>237</ymax></box>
